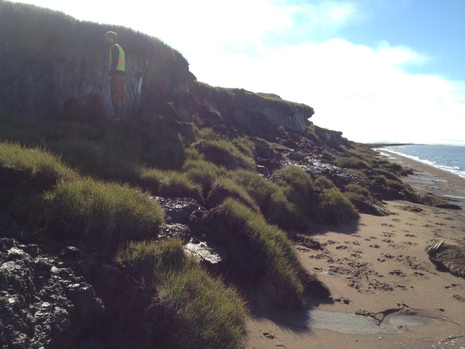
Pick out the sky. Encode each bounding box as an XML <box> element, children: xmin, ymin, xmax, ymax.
<box><xmin>7</xmin><ymin>0</ymin><xmax>465</xmax><ymax>145</ymax></box>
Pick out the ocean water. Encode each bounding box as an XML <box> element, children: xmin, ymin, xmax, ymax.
<box><xmin>378</xmin><ymin>144</ymin><xmax>465</xmax><ymax>179</ymax></box>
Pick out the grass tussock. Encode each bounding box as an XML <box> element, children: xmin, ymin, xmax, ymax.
<box><xmin>139</xmin><ymin>167</ymin><xmax>203</xmax><ymax>202</ymax></box>
<box><xmin>271</xmin><ymin>166</ymin><xmax>316</xmax><ymax>226</ymax></box>
<box><xmin>0</xmin><ymin>142</ymin><xmax>75</xmax><ymax>180</ymax></box>
<box><xmin>41</xmin><ymin>177</ymin><xmax>165</xmax><ymax>243</ymax></box>
<box><xmin>117</xmin><ymin>238</ymin><xmax>248</xmax><ymax>349</ymax></box>
<box><xmin>343</xmin><ymin>183</ymin><xmax>388</xmax><ymax>216</ymax></box>
<box><xmin>334</xmin><ymin>156</ymin><xmax>372</xmax><ymax>170</ymax></box>
<box><xmin>206</xmin><ymin>177</ymin><xmax>260</xmax><ymax>211</ymax></box>
<box><xmin>193</xmin><ymin>139</ymin><xmax>255</xmax><ymax>171</ymax></box>
<box><xmin>230</xmin><ymin>169</ymin><xmax>300</xmax><ymax>229</ymax></box>
<box><xmin>219</xmin><ymin>198</ymin><xmax>316</xmax><ymax>308</ymax></box>
<box><xmin>315</xmin><ymin>176</ymin><xmax>359</xmax><ymax>224</ymax></box>
<box><xmin>183</xmin><ymin>159</ymin><xmax>226</xmax><ymax>195</ymax></box>
<box><xmin>49</xmin><ymin>137</ymin><xmax>140</xmax><ymax>180</ymax></box>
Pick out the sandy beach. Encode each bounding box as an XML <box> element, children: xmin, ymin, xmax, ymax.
<box><xmin>245</xmin><ymin>151</ymin><xmax>465</xmax><ymax>349</ymax></box>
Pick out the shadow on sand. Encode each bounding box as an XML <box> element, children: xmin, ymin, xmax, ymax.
<box><xmin>247</xmin><ymin>293</ymin><xmax>334</xmax><ymax>333</ymax></box>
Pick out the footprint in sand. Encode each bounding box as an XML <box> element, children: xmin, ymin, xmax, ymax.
<box><xmin>388</xmin><ymin>270</ymin><xmax>407</xmax><ymax>277</ymax></box>
<box><xmin>452</xmin><ymin>294</ymin><xmax>465</xmax><ymax>302</ymax></box>
<box><xmin>445</xmin><ymin>283</ymin><xmax>461</xmax><ymax>289</ymax></box>
<box><xmin>263</xmin><ymin>332</ymin><xmax>276</xmax><ymax>339</ymax></box>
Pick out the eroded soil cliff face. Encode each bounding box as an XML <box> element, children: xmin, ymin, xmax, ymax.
<box><xmin>0</xmin><ymin>2</ymin><xmax>314</xmax><ymax>135</ymax></box>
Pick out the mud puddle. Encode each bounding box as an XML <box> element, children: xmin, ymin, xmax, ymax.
<box><xmin>256</xmin><ymin>310</ymin><xmax>439</xmax><ymax>335</ymax></box>
<box><xmin>310</xmin><ymin>310</ymin><xmax>439</xmax><ymax>334</ymax></box>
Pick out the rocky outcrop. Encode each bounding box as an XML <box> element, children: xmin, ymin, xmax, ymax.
<box><xmin>0</xmin><ymin>238</ymin><xmax>105</xmax><ymax>348</ymax></box>
<box><xmin>191</xmin><ymin>83</ymin><xmax>314</xmax><ymax>135</ymax></box>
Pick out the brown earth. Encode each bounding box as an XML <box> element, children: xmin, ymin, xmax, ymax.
<box><xmin>245</xmin><ymin>151</ymin><xmax>465</xmax><ymax>349</ymax></box>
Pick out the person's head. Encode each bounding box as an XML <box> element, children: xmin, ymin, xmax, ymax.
<box><xmin>105</xmin><ymin>31</ymin><xmax>118</xmax><ymax>44</ymax></box>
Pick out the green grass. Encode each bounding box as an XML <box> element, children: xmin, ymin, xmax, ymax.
<box><xmin>271</xmin><ymin>165</ymin><xmax>316</xmax><ymax>228</ymax></box>
<box><xmin>0</xmin><ymin>142</ymin><xmax>75</xmax><ymax>180</ymax></box>
<box><xmin>318</xmin><ymin>187</ymin><xmax>359</xmax><ymax>224</ymax></box>
<box><xmin>373</xmin><ymin>168</ymin><xmax>403</xmax><ymax>182</ymax></box>
<box><xmin>41</xmin><ymin>177</ymin><xmax>165</xmax><ymax>243</ymax></box>
<box><xmin>117</xmin><ymin>238</ymin><xmax>248</xmax><ymax>349</ymax></box>
<box><xmin>193</xmin><ymin>139</ymin><xmax>255</xmax><ymax>171</ymax></box>
<box><xmin>334</xmin><ymin>156</ymin><xmax>372</xmax><ymax>170</ymax></box>
<box><xmin>183</xmin><ymin>159</ymin><xmax>226</xmax><ymax>195</ymax></box>
<box><xmin>139</xmin><ymin>167</ymin><xmax>203</xmax><ymax>202</ymax></box>
<box><xmin>343</xmin><ymin>183</ymin><xmax>388</xmax><ymax>216</ymax></box>
<box><xmin>217</xmin><ymin>198</ymin><xmax>325</xmax><ymax>308</ymax></box>
<box><xmin>206</xmin><ymin>177</ymin><xmax>260</xmax><ymax>211</ymax></box>
<box><xmin>230</xmin><ymin>169</ymin><xmax>300</xmax><ymax>229</ymax></box>
<box><xmin>312</xmin><ymin>176</ymin><xmax>359</xmax><ymax>223</ymax></box>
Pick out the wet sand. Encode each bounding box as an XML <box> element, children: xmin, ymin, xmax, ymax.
<box><xmin>245</xmin><ymin>152</ymin><xmax>465</xmax><ymax>349</ymax></box>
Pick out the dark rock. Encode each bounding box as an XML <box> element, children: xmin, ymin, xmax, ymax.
<box><xmin>184</xmin><ymin>238</ymin><xmax>226</xmax><ymax>272</ymax></box>
<box><xmin>154</xmin><ymin>197</ymin><xmax>202</xmax><ymax>224</ymax></box>
<box><xmin>429</xmin><ymin>243</ymin><xmax>465</xmax><ymax>278</ymax></box>
<box><xmin>434</xmin><ymin>203</ymin><xmax>462</xmax><ymax>210</ymax></box>
<box><xmin>159</xmin><ymin>223</ymin><xmax>191</xmax><ymax>239</ymax></box>
<box><xmin>60</xmin><ymin>246</ymin><xmax>81</xmax><ymax>260</ymax></box>
<box><xmin>0</xmin><ymin>238</ymin><xmax>105</xmax><ymax>349</ymax></box>
<box><xmin>59</xmin><ymin>94</ymin><xmax>107</xmax><ymax>123</ymax></box>
<box><xmin>296</xmin><ymin>235</ymin><xmax>323</xmax><ymax>250</ymax></box>
<box><xmin>256</xmin><ymin>165</ymin><xmax>270</xmax><ymax>177</ymax></box>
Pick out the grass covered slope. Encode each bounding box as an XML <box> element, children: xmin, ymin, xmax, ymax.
<box><xmin>0</xmin><ymin>106</ymin><xmax>431</xmax><ymax>347</ymax></box>
<box><xmin>117</xmin><ymin>238</ymin><xmax>248</xmax><ymax>349</ymax></box>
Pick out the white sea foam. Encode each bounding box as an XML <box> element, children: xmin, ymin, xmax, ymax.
<box><xmin>378</xmin><ymin>145</ymin><xmax>465</xmax><ymax>179</ymax></box>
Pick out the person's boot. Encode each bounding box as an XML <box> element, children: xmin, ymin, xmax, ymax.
<box><xmin>113</xmin><ymin>105</ymin><xmax>121</xmax><ymax>121</ymax></box>
<box><xmin>119</xmin><ymin>104</ymin><xmax>124</xmax><ymax>121</ymax></box>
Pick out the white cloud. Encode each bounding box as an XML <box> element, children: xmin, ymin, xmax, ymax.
<box><xmin>189</xmin><ymin>37</ymin><xmax>465</xmax><ymax>145</ymax></box>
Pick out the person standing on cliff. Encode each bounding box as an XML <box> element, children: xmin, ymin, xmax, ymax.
<box><xmin>105</xmin><ymin>31</ymin><xmax>126</xmax><ymax>121</ymax></box>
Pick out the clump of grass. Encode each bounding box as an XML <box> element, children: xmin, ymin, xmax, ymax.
<box><xmin>315</xmin><ymin>176</ymin><xmax>359</xmax><ymax>224</ymax></box>
<box><xmin>183</xmin><ymin>159</ymin><xmax>226</xmax><ymax>195</ymax></box>
<box><xmin>229</xmin><ymin>169</ymin><xmax>299</xmax><ymax>229</ymax></box>
<box><xmin>373</xmin><ymin>168</ymin><xmax>403</xmax><ymax>182</ymax></box>
<box><xmin>334</xmin><ymin>156</ymin><xmax>372</xmax><ymax>170</ymax></box>
<box><xmin>206</xmin><ymin>177</ymin><xmax>260</xmax><ymax>211</ymax></box>
<box><xmin>139</xmin><ymin>167</ymin><xmax>203</xmax><ymax>202</ymax></box>
<box><xmin>117</xmin><ymin>238</ymin><xmax>248</xmax><ymax>349</ymax></box>
<box><xmin>49</xmin><ymin>138</ymin><xmax>138</xmax><ymax>180</ymax></box>
<box><xmin>193</xmin><ymin>139</ymin><xmax>255</xmax><ymax>171</ymax></box>
<box><xmin>0</xmin><ymin>143</ymin><xmax>76</xmax><ymax>233</ymax></box>
<box><xmin>271</xmin><ymin>165</ymin><xmax>316</xmax><ymax>225</ymax></box>
<box><xmin>0</xmin><ymin>142</ymin><xmax>75</xmax><ymax>180</ymax></box>
<box><xmin>346</xmin><ymin>168</ymin><xmax>368</xmax><ymax>179</ymax></box>
<box><xmin>0</xmin><ymin>116</ymin><xmax>49</xmax><ymax>147</ymax></box>
<box><xmin>213</xmin><ymin>198</ymin><xmax>325</xmax><ymax>308</ymax></box>
<box><xmin>314</xmin><ymin>175</ymin><xmax>335</xmax><ymax>189</ymax></box>
<box><xmin>41</xmin><ymin>177</ymin><xmax>165</xmax><ymax>243</ymax></box>
<box><xmin>232</xmin><ymin>136</ymin><xmax>255</xmax><ymax>159</ymax></box>
<box><xmin>343</xmin><ymin>183</ymin><xmax>388</xmax><ymax>216</ymax></box>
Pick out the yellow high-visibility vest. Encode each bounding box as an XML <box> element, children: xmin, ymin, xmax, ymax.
<box><xmin>109</xmin><ymin>44</ymin><xmax>126</xmax><ymax>72</ymax></box>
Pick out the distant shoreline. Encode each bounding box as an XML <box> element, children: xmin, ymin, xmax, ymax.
<box><xmin>365</xmin><ymin>143</ymin><xmax>415</xmax><ymax>148</ymax></box>
<box><xmin>379</xmin><ymin>150</ymin><xmax>465</xmax><ymax>205</ymax></box>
